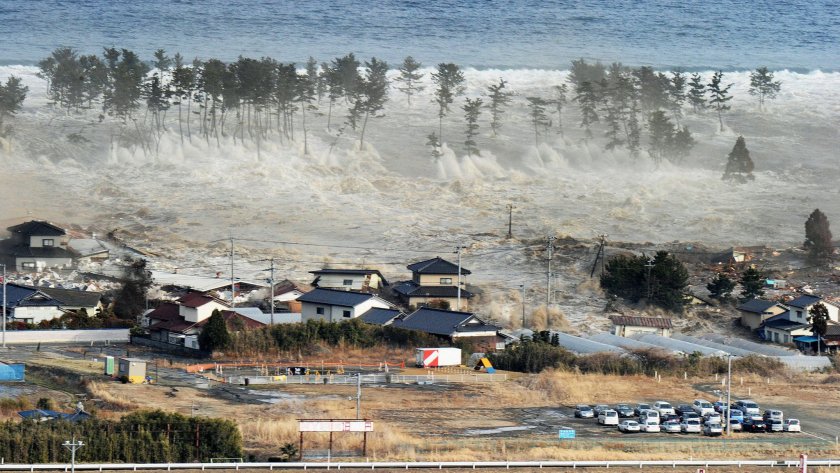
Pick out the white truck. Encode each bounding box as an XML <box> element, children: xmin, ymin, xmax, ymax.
<box><xmin>415</xmin><ymin>347</ymin><xmax>462</xmax><ymax>367</ymax></box>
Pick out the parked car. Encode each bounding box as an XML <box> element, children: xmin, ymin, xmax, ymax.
<box><xmin>735</xmin><ymin>400</ymin><xmax>760</xmax><ymax>416</ymax></box>
<box><xmin>663</xmin><ymin>414</ymin><xmax>680</xmax><ymax>423</ymax></box>
<box><xmin>640</xmin><ymin>419</ymin><xmax>661</xmax><ymax>433</ymax></box>
<box><xmin>704</xmin><ymin>412</ymin><xmax>722</xmax><ymax>424</ymax></box>
<box><xmin>703</xmin><ymin>423</ymin><xmax>723</xmax><ymax>437</ymax></box>
<box><xmin>713</xmin><ymin>401</ymin><xmax>729</xmax><ymax>413</ymax></box>
<box><xmin>729</xmin><ymin>409</ymin><xmax>744</xmax><ymax>423</ymax></box>
<box><xmin>784</xmin><ymin>419</ymin><xmax>801</xmax><ymax>433</ymax></box>
<box><xmin>653</xmin><ymin>401</ymin><xmax>676</xmax><ymax>416</ymax></box>
<box><xmin>618</xmin><ymin>420</ymin><xmax>641</xmax><ymax>433</ymax></box>
<box><xmin>742</xmin><ymin>418</ymin><xmax>766</xmax><ymax>432</ymax></box>
<box><xmin>598</xmin><ymin>409</ymin><xmax>619</xmax><ymax>425</ymax></box>
<box><xmin>763</xmin><ymin>409</ymin><xmax>783</xmax><ymax>423</ymax></box>
<box><xmin>729</xmin><ymin>419</ymin><xmax>743</xmax><ymax>432</ymax></box>
<box><xmin>692</xmin><ymin>399</ymin><xmax>715</xmax><ymax>416</ymax></box>
<box><xmin>681</xmin><ymin>411</ymin><xmax>700</xmax><ymax>422</ymax></box>
<box><xmin>675</xmin><ymin>404</ymin><xmax>694</xmax><ymax>416</ymax></box>
<box><xmin>574</xmin><ymin>405</ymin><xmax>595</xmax><ymax>418</ymax></box>
<box><xmin>662</xmin><ymin>420</ymin><xmax>682</xmax><ymax>433</ymax></box>
<box><xmin>615</xmin><ymin>404</ymin><xmax>635</xmax><ymax>417</ymax></box>
<box><xmin>594</xmin><ymin>404</ymin><xmax>611</xmax><ymax>416</ymax></box>
<box><xmin>680</xmin><ymin>419</ymin><xmax>702</xmax><ymax>433</ymax></box>
<box><xmin>765</xmin><ymin>419</ymin><xmax>784</xmax><ymax>432</ymax></box>
<box><xmin>634</xmin><ymin>403</ymin><xmax>652</xmax><ymax>416</ymax></box>
<box><xmin>639</xmin><ymin>409</ymin><xmax>660</xmax><ymax>425</ymax></box>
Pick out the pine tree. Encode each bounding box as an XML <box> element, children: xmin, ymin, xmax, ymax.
<box><xmin>687</xmin><ymin>73</ymin><xmax>706</xmax><ymax>112</ymax></box>
<box><xmin>297</xmin><ymin>63</ymin><xmax>318</xmax><ymax>155</ymax></box>
<box><xmin>707</xmin><ymin>70</ymin><xmax>733</xmax><ymax>131</ymax></box>
<box><xmin>646</xmin><ymin>110</ymin><xmax>674</xmax><ymax>165</ymax></box>
<box><xmin>199</xmin><ymin>309</ymin><xmax>231</xmax><ymax>352</ymax></box>
<box><xmin>431</xmin><ymin>63</ymin><xmax>465</xmax><ymax>144</ymax></box>
<box><xmin>669</xmin><ymin>70</ymin><xmax>687</xmax><ymax>123</ymax></box>
<box><xmin>804</xmin><ymin>208</ymin><xmax>833</xmax><ymax>264</ymax></box>
<box><xmin>171</xmin><ymin>56</ymin><xmax>196</xmax><ymax>144</ymax></box>
<box><xmin>393</xmin><ymin>56</ymin><xmax>424</xmax><ymax>107</ymax></box>
<box><xmin>426</xmin><ymin>131</ymin><xmax>442</xmax><ymax>161</ymax></box>
<box><xmin>749</xmin><ymin>66</ymin><xmax>781</xmax><ymax>111</ymax></box>
<box><xmin>38</xmin><ymin>47</ymin><xmax>85</xmax><ymax>111</ymax></box>
<box><xmin>551</xmin><ymin>84</ymin><xmax>568</xmax><ymax>134</ymax></box>
<box><xmin>485</xmin><ymin>78</ymin><xmax>512</xmax><ymax>136</ymax></box>
<box><xmin>626</xmin><ymin>97</ymin><xmax>641</xmax><ymax>159</ymax></box>
<box><xmin>722</xmin><ymin>136</ymin><xmax>755</xmax><ymax>182</ymax></box>
<box><xmin>113</xmin><ymin>258</ymin><xmax>152</xmax><ymax>320</ymax></box>
<box><xmin>808</xmin><ymin>303</ymin><xmax>830</xmax><ymax>355</ymax></box>
<box><xmin>0</xmin><ymin>76</ymin><xmax>28</xmax><ymax>139</ymax></box>
<box><xmin>352</xmin><ymin>57</ymin><xmax>389</xmax><ymax>146</ymax></box>
<box><xmin>707</xmin><ymin>273</ymin><xmax>735</xmax><ymax>301</ymax></box>
<box><xmin>525</xmin><ymin>97</ymin><xmax>549</xmax><ymax>146</ymax></box>
<box><xmin>739</xmin><ymin>266</ymin><xmax>765</xmax><ymax>300</ymax></box>
<box><xmin>462</xmin><ymin>97</ymin><xmax>483</xmax><ymax>156</ymax></box>
<box><xmin>575</xmin><ymin>81</ymin><xmax>599</xmax><ymax>138</ymax></box>
<box><xmin>670</xmin><ymin>126</ymin><xmax>696</xmax><ymax>163</ymax></box>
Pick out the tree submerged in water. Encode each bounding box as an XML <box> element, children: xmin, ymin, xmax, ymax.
<box><xmin>722</xmin><ymin>136</ymin><xmax>754</xmax><ymax>182</ymax></box>
<box><xmin>804</xmin><ymin>208</ymin><xmax>833</xmax><ymax>265</ymax></box>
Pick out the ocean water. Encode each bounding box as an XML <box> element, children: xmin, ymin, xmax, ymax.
<box><xmin>0</xmin><ymin>0</ymin><xmax>838</xmax><ymax>70</ymax></box>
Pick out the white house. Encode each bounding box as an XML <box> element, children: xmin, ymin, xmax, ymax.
<box><xmin>393</xmin><ymin>257</ymin><xmax>473</xmax><ymax>310</ymax></box>
<box><xmin>177</xmin><ymin>293</ymin><xmax>231</xmax><ymax>323</ymax></box>
<box><xmin>785</xmin><ymin>294</ymin><xmax>839</xmax><ymax>324</ymax></box>
<box><xmin>760</xmin><ymin>313</ymin><xmax>811</xmax><ymax>345</ymax></box>
<box><xmin>297</xmin><ymin>288</ymin><xmax>392</xmax><ymax>323</ymax></box>
<box><xmin>1</xmin><ymin>221</ymin><xmax>74</xmax><ymax>271</ymax></box>
<box><xmin>610</xmin><ymin>315</ymin><xmax>673</xmax><ymax>337</ymax></box>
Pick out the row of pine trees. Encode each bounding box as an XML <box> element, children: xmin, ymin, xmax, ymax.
<box><xmin>3</xmin><ymin>48</ymin><xmax>785</xmax><ymax>165</ymax></box>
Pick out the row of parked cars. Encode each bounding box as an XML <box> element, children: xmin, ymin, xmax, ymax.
<box><xmin>573</xmin><ymin>398</ymin><xmax>801</xmax><ymax>436</ymax></box>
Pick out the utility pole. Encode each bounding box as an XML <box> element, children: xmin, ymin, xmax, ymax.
<box><xmin>599</xmin><ymin>234</ymin><xmax>607</xmax><ymax>275</ymax></box>
<box><xmin>645</xmin><ymin>256</ymin><xmax>655</xmax><ymax>301</ymax></box>
<box><xmin>269</xmin><ymin>258</ymin><xmax>275</xmax><ymax>326</ymax></box>
<box><xmin>507</xmin><ymin>204</ymin><xmax>514</xmax><ymax>239</ymax></box>
<box><xmin>725</xmin><ymin>354</ymin><xmax>732</xmax><ymax>436</ymax></box>
<box><xmin>63</xmin><ymin>436</ymin><xmax>84</xmax><ymax>473</ymax></box>
<box><xmin>547</xmin><ymin>236</ymin><xmax>556</xmax><ymax>305</ymax></box>
<box><xmin>520</xmin><ymin>284</ymin><xmax>526</xmax><ymax>328</ymax></box>
<box><xmin>455</xmin><ymin>246</ymin><xmax>465</xmax><ymax>310</ymax></box>
<box><xmin>229</xmin><ymin>237</ymin><xmax>235</xmax><ymax>308</ymax></box>
<box><xmin>2</xmin><ymin>263</ymin><xmax>6</xmax><ymax>349</ymax></box>
<box><xmin>590</xmin><ymin>234</ymin><xmax>607</xmax><ymax>278</ymax></box>
<box><xmin>356</xmin><ymin>373</ymin><xmax>362</xmax><ymax>419</ymax></box>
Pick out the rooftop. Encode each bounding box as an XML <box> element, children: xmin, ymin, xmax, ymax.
<box><xmin>359</xmin><ymin>308</ymin><xmax>403</xmax><ymax>325</ymax></box>
<box><xmin>407</xmin><ymin>257</ymin><xmax>471</xmax><ymax>276</ymax></box>
<box><xmin>393</xmin><ymin>308</ymin><xmax>499</xmax><ymax>337</ymax></box>
<box><xmin>297</xmin><ymin>288</ymin><xmax>379</xmax><ymax>307</ymax></box>
<box><xmin>738</xmin><ymin>298</ymin><xmax>785</xmax><ymax>314</ymax></box>
<box><xmin>178</xmin><ymin>292</ymin><xmax>230</xmax><ymax>309</ymax></box>
<box><xmin>787</xmin><ymin>294</ymin><xmax>825</xmax><ymax>309</ymax></box>
<box><xmin>392</xmin><ymin>281</ymin><xmax>474</xmax><ymax>299</ymax></box>
<box><xmin>7</xmin><ymin>220</ymin><xmax>66</xmax><ymax>237</ymax></box>
<box><xmin>609</xmin><ymin>315</ymin><xmax>672</xmax><ymax>329</ymax></box>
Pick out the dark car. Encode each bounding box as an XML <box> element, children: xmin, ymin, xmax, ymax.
<box><xmin>742</xmin><ymin>418</ymin><xmax>767</xmax><ymax>432</ymax></box>
<box><xmin>634</xmin><ymin>403</ymin><xmax>652</xmax><ymax>416</ymax></box>
<box><xmin>615</xmin><ymin>404</ymin><xmax>635</xmax><ymax>417</ymax></box>
<box><xmin>675</xmin><ymin>404</ymin><xmax>694</xmax><ymax>416</ymax></box>
<box><xmin>663</xmin><ymin>414</ymin><xmax>680</xmax><ymax>423</ymax></box>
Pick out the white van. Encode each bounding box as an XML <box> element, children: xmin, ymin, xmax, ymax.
<box><xmin>598</xmin><ymin>409</ymin><xmax>619</xmax><ymax>425</ymax></box>
<box><xmin>692</xmin><ymin>399</ymin><xmax>714</xmax><ymax>416</ymax></box>
<box><xmin>639</xmin><ymin>409</ymin><xmax>660</xmax><ymax>425</ymax></box>
<box><xmin>640</xmin><ymin>419</ymin><xmax>661</xmax><ymax>432</ymax></box>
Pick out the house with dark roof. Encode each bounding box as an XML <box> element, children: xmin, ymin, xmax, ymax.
<box><xmin>310</xmin><ymin>269</ymin><xmax>388</xmax><ymax>293</ymax></box>
<box><xmin>1</xmin><ymin>283</ymin><xmax>102</xmax><ymax>324</ymax></box>
<box><xmin>359</xmin><ymin>307</ymin><xmax>403</xmax><ymax>326</ymax></box>
<box><xmin>271</xmin><ymin>279</ymin><xmax>312</xmax><ymax>313</ymax></box>
<box><xmin>737</xmin><ymin>298</ymin><xmax>788</xmax><ymax>330</ymax></box>
<box><xmin>610</xmin><ymin>315</ymin><xmax>673</xmax><ymax>337</ymax></box>
<box><xmin>298</xmin><ymin>288</ymin><xmax>392</xmax><ymax>323</ymax></box>
<box><xmin>760</xmin><ymin>313</ymin><xmax>811</xmax><ymax>345</ymax></box>
<box><xmin>393</xmin><ymin>257</ymin><xmax>473</xmax><ymax>310</ymax></box>
<box><xmin>1</xmin><ymin>220</ymin><xmax>74</xmax><ymax>271</ymax></box>
<box><xmin>392</xmin><ymin>308</ymin><xmax>502</xmax><ymax>351</ymax></box>
<box><xmin>785</xmin><ymin>294</ymin><xmax>839</xmax><ymax>325</ymax></box>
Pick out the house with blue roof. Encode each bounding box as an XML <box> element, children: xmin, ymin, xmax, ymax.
<box><xmin>297</xmin><ymin>288</ymin><xmax>393</xmax><ymax>323</ymax></box>
<box><xmin>359</xmin><ymin>307</ymin><xmax>403</xmax><ymax>326</ymax></box>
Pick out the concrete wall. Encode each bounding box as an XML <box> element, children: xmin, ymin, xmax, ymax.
<box><xmin>2</xmin><ymin>328</ymin><xmax>129</xmax><ymax>344</ymax></box>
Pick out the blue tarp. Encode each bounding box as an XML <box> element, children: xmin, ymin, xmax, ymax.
<box><xmin>794</xmin><ymin>336</ymin><xmax>819</xmax><ymax>343</ymax></box>
<box><xmin>0</xmin><ymin>363</ymin><xmax>24</xmax><ymax>381</ymax></box>
<box><xmin>19</xmin><ymin>409</ymin><xmax>91</xmax><ymax>422</ymax></box>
